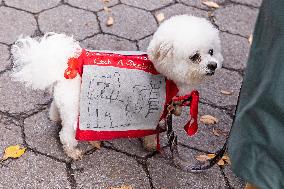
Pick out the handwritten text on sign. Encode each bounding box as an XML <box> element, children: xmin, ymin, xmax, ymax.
<box><xmin>79</xmin><ymin>65</ymin><xmax>166</xmax><ymax>131</ymax></box>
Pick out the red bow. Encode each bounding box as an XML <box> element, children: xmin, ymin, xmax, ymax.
<box><xmin>64</xmin><ymin>49</ymin><xmax>85</xmax><ymax>79</ymax></box>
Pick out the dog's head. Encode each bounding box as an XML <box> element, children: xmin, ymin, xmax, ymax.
<box><xmin>147</xmin><ymin>15</ymin><xmax>223</xmax><ymax>93</ymax></box>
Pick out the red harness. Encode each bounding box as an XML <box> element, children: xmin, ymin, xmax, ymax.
<box><xmin>64</xmin><ymin>49</ymin><xmax>199</xmax><ymax>141</ymax></box>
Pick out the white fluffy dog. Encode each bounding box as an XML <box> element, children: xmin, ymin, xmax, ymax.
<box><xmin>11</xmin><ymin>15</ymin><xmax>223</xmax><ymax>160</ymax></box>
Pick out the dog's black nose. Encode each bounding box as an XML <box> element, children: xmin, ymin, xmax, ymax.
<box><xmin>207</xmin><ymin>62</ymin><xmax>217</xmax><ymax>71</ymax></box>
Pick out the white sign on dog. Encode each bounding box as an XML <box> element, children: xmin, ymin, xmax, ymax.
<box><xmin>77</xmin><ymin>52</ymin><xmax>166</xmax><ymax>140</ymax></box>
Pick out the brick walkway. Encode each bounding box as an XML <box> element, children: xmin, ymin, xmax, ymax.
<box><xmin>0</xmin><ymin>0</ymin><xmax>261</xmax><ymax>188</ymax></box>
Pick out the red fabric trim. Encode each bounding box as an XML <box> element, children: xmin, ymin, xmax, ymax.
<box><xmin>64</xmin><ymin>49</ymin><xmax>85</xmax><ymax>79</ymax></box>
<box><xmin>75</xmin><ymin>128</ymin><xmax>159</xmax><ymax>141</ymax></box>
<box><xmin>64</xmin><ymin>49</ymin><xmax>160</xmax><ymax>78</ymax></box>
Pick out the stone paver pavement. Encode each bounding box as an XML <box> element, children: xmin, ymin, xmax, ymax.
<box><xmin>0</xmin><ymin>0</ymin><xmax>261</xmax><ymax>188</ymax></box>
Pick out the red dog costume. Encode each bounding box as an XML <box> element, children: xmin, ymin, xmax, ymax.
<box><xmin>64</xmin><ymin>50</ymin><xmax>199</xmax><ymax>141</ymax></box>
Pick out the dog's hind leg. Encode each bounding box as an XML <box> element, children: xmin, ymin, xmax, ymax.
<box><xmin>142</xmin><ymin>119</ymin><xmax>166</xmax><ymax>151</ymax></box>
<box><xmin>49</xmin><ymin>100</ymin><xmax>61</xmax><ymax>123</ymax></box>
<box><xmin>143</xmin><ymin>134</ymin><xmax>157</xmax><ymax>152</ymax></box>
<box><xmin>54</xmin><ymin>78</ymin><xmax>83</xmax><ymax>160</ymax></box>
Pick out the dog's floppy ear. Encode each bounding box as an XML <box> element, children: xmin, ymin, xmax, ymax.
<box><xmin>148</xmin><ymin>40</ymin><xmax>173</xmax><ymax>62</ymax></box>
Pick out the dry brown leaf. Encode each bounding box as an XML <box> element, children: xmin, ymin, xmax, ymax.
<box><xmin>104</xmin><ymin>6</ymin><xmax>111</xmax><ymax>12</ymax></box>
<box><xmin>202</xmin><ymin>1</ymin><xmax>220</xmax><ymax>8</ymax></box>
<box><xmin>196</xmin><ymin>153</ymin><xmax>216</xmax><ymax>162</ymax></box>
<box><xmin>217</xmin><ymin>159</ymin><xmax>225</xmax><ymax>166</ymax></box>
<box><xmin>196</xmin><ymin>153</ymin><xmax>230</xmax><ymax>166</ymax></box>
<box><xmin>200</xmin><ymin>115</ymin><xmax>219</xmax><ymax>125</ymax></box>
<box><xmin>212</xmin><ymin>128</ymin><xmax>220</xmax><ymax>136</ymax></box>
<box><xmin>207</xmin><ymin>153</ymin><xmax>216</xmax><ymax>159</ymax></box>
<box><xmin>89</xmin><ymin>141</ymin><xmax>101</xmax><ymax>149</ymax></box>
<box><xmin>109</xmin><ymin>185</ymin><xmax>133</xmax><ymax>189</ymax></box>
<box><xmin>248</xmin><ymin>34</ymin><xmax>253</xmax><ymax>45</ymax></box>
<box><xmin>222</xmin><ymin>155</ymin><xmax>231</xmax><ymax>165</ymax></box>
<box><xmin>2</xmin><ymin>145</ymin><xmax>26</xmax><ymax>160</ymax></box>
<box><xmin>155</xmin><ymin>13</ymin><xmax>165</xmax><ymax>23</ymax></box>
<box><xmin>103</xmin><ymin>0</ymin><xmax>110</xmax><ymax>3</ymax></box>
<box><xmin>195</xmin><ymin>154</ymin><xmax>210</xmax><ymax>161</ymax></box>
<box><xmin>222</xmin><ymin>155</ymin><xmax>229</xmax><ymax>160</ymax></box>
<box><xmin>225</xmin><ymin>159</ymin><xmax>231</xmax><ymax>165</ymax></box>
<box><xmin>220</xmin><ymin>90</ymin><xmax>233</xmax><ymax>95</ymax></box>
<box><xmin>107</xmin><ymin>16</ymin><xmax>114</xmax><ymax>26</ymax></box>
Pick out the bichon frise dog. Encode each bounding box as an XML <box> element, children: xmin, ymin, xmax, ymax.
<box><xmin>11</xmin><ymin>15</ymin><xmax>223</xmax><ymax>160</ymax></box>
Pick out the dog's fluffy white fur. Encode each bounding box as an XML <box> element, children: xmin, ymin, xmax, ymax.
<box><xmin>148</xmin><ymin>15</ymin><xmax>223</xmax><ymax>95</ymax></box>
<box><xmin>11</xmin><ymin>15</ymin><xmax>223</xmax><ymax>159</ymax></box>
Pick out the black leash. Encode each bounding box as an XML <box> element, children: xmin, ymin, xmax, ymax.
<box><xmin>165</xmin><ymin>98</ymin><xmax>228</xmax><ymax>173</ymax></box>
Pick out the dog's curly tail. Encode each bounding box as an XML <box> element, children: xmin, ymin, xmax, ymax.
<box><xmin>11</xmin><ymin>32</ymin><xmax>82</xmax><ymax>90</ymax></box>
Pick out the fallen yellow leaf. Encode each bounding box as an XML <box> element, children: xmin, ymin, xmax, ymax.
<box><xmin>222</xmin><ymin>155</ymin><xmax>231</xmax><ymax>165</ymax></box>
<box><xmin>248</xmin><ymin>34</ymin><xmax>253</xmax><ymax>45</ymax></box>
<box><xmin>109</xmin><ymin>185</ymin><xmax>133</xmax><ymax>189</ymax></box>
<box><xmin>217</xmin><ymin>159</ymin><xmax>225</xmax><ymax>166</ymax></box>
<box><xmin>222</xmin><ymin>155</ymin><xmax>229</xmax><ymax>160</ymax></box>
<box><xmin>155</xmin><ymin>13</ymin><xmax>165</xmax><ymax>23</ymax></box>
<box><xmin>200</xmin><ymin>115</ymin><xmax>219</xmax><ymax>125</ymax></box>
<box><xmin>89</xmin><ymin>141</ymin><xmax>101</xmax><ymax>149</ymax></box>
<box><xmin>195</xmin><ymin>154</ymin><xmax>210</xmax><ymax>161</ymax></box>
<box><xmin>220</xmin><ymin>90</ymin><xmax>233</xmax><ymax>95</ymax></box>
<box><xmin>2</xmin><ymin>145</ymin><xmax>26</xmax><ymax>160</ymax></box>
<box><xmin>107</xmin><ymin>16</ymin><xmax>114</xmax><ymax>26</ymax></box>
<box><xmin>196</xmin><ymin>153</ymin><xmax>230</xmax><ymax>166</ymax></box>
<box><xmin>202</xmin><ymin>1</ymin><xmax>220</xmax><ymax>8</ymax></box>
<box><xmin>207</xmin><ymin>153</ymin><xmax>216</xmax><ymax>159</ymax></box>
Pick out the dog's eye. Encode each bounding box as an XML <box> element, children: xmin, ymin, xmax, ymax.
<box><xmin>209</xmin><ymin>49</ymin><xmax>214</xmax><ymax>56</ymax></box>
<box><xmin>189</xmin><ymin>53</ymin><xmax>200</xmax><ymax>62</ymax></box>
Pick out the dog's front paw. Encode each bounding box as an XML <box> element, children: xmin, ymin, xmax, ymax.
<box><xmin>64</xmin><ymin>146</ymin><xmax>83</xmax><ymax>160</ymax></box>
<box><xmin>142</xmin><ymin>135</ymin><xmax>157</xmax><ymax>152</ymax></box>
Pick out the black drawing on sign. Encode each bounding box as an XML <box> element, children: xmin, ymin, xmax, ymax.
<box><xmin>86</xmin><ymin>72</ymin><xmax>122</xmax><ymax>129</ymax></box>
<box><xmin>109</xmin><ymin>123</ymin><xmax>131</xmax><ymax>129</ymax></box>
<box><xmin>86</xmin><ymin>106</ymin><xmax>91</xmax><ymax>129</ymax></box>
<box><xmin>87</xmin><ymin>72</ymin><xmax>121</xmax><ymax>103</ymax></box>
<box><xmin>86</xmin><ymin>108</ymin><xmax>101</xmax><ymax>128</ymax></box>
<box><xmin>124</xmin><ymin>84</ymin><xmax>148</xmax><ymax>118</ymax></box>
<box><xmin>124</xmin><ymin>79</ymin><xmax>162</xmax><ymax>119</ymax></box>
<box><xmin>103</xmin><ymin>111</ymin><xmax>113</xmax><ymax>128</ymax></box>
<box><xmin>145</xmin><ymin>80</ymin><xmax>162</xmax><ymax>118</ymax></box>
<box><xmin>84</xmin><ymin>69</ymin><xmax>163</xmax><ymax>130</ymax></box>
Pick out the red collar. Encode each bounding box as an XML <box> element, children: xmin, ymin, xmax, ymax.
<box><xmin>161</xmin><ymin>82</ymin><xmax>199</xmax><ymax>136</ymax></box>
